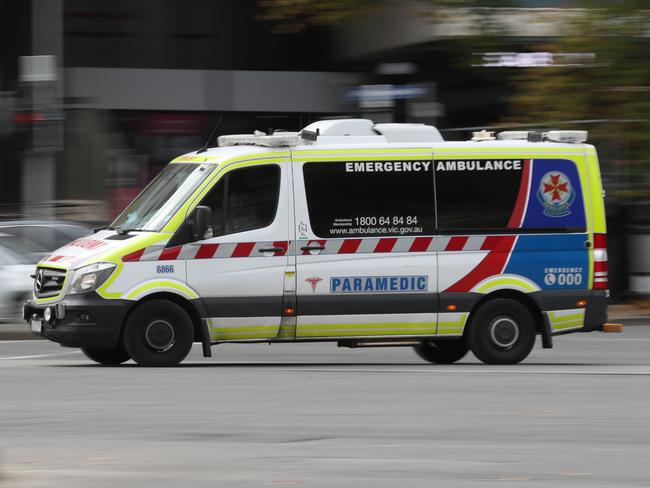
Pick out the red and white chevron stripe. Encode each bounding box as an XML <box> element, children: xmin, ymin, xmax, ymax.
<box><xmin>121</xmin><ymin>235</ymin><xmax>514</xmax><ymax>262</ymax></box>
<box><xmin>122</xmin><ymin>241</ymin><xmax>291</xmax><ymax>262</ymax></box>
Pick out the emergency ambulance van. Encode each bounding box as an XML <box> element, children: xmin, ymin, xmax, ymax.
<box><xmin>24</xmin><ymin>119</ymin><xmax>610</xmax><ymax>366</ymax></box>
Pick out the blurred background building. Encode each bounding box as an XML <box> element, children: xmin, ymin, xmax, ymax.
<box><xmin>0</xmin><ymin>0</ymin><xmax>648</xmax><ymax>298</ymax></box>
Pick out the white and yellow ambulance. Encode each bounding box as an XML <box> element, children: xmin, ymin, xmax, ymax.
<box><xmin>24</xmin><ymin>119</ymin><xmax>611</xmax><ymax>366</ymax></box>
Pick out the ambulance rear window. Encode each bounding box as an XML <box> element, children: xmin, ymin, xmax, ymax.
<box><xmin>435</xmin><ymin>158</ymin><xmax>586</xmax><ymax>232</ymax></box>
<box><xmin>303</xmin><ymin>160</ymin><xmax>435</xmax><ymax>238</ymax></box>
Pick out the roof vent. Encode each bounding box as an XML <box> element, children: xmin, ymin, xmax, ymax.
<box><xmin>299</xmin><ymin>119</ymin><xmax>443</xmax><ymax>145</ymax></box>
<box><xmin>301</xmin><ymin>119</ymin><xmax>376</xmax><ymax>137</ymax></box>
<box><xmin>374</xmin><ymin>123</ymin><xmax>443</xmax><ymax>143</ymax></box>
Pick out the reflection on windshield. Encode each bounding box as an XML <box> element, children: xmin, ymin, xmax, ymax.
<box><xmin>111</xmin><ymin>163</ymin><xmax>215</xmax><ymax>232</ymax></box>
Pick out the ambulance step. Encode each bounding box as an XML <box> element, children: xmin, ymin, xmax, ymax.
<box><xmin>338</xmin><ymin>340</ymin><xmax>422</xmax><ymax>348</ymax></box>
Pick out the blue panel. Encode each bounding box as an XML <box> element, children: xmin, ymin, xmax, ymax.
<box><xmin>504</xmin><ymin>234</ymin><xmax>589</xmax><ymax>290</ymax></box>
<box><xmin>522</xmin><ymin>159</ymin><xmax>586</xmax><ymax>229</ymax></box>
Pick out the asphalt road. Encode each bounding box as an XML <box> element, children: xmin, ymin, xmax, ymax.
<box><xmin>1</xmin><ymin>321</ymin><xmax>650</xmax><ymax>488</ymax></box>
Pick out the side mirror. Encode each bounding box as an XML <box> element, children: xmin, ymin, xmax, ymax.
<box><xmin>191</xmin><ymin>206</ymin><xmax>212</xmax><ymax>241</ymax></box>
<box><xmin>190</xmin><ymin>205</ymin><xmax>212</xmax><ymax>241</ymax></box>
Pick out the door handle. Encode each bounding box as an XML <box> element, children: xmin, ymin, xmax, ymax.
<box><xmin>258</xmin><ymin>247</ymin><xmax>285</xmax><ymax>253</ymax></box>
<box><xmin>300</xmin><ymin>245</ymin><xmax>325</xmax><ymax>251</ymax></box>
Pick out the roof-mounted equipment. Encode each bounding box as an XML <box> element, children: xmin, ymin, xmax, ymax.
<box><xmin>217</xmin><ymin>119</ymin><xmax>445</xmax><ymax>148</ymax></box>
<box><xmin>300</xmin><ymin>128</ymin><xmax>319</xmax><ymax>142</ymax></box>
<box><xmin>471</xmin><ymin>130</ymin><xmax>496</xmax><ymax>141</ymax></box>
<box><xmin>218</xmin><ymin>131</ymin><xmax>301</xmax><ymax>148</ymax></box>
<box><xmin>497</xmin><ymin>130</ymin><xmax>588</xmax><ymax>144</ymax></box>
<box><xmin>299</xmin><ymin>119</ymin><xmax>443</xmax><ymax>145</ymax></box>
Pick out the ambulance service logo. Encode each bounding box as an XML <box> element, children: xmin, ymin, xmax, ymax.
<box><xmin>305</xmin><ymin>277</ymin><xmax>323</xmax><ymax>293</ymax></box>
<box><xmin>537</xmin><ymin>171</ymin><xmax>575</xmax><ymax>217</ymax></box>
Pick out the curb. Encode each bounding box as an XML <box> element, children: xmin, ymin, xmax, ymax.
<box><xmin>610</xmin><ymin>316</ymin><xmax>650</xmax><ymax>325</ymax></box>
<box><xmin>0</xmin><ymin>332</ymin><xmax>42</xmax><ymax>341</ymax></box>
<box><xmin>0</xmin><ymin>325</ymin><xmax>40</xmax><ymax>341</ymax></box>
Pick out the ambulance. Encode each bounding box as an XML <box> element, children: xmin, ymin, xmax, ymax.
<box><xmin>24</xmin><ymin>119</ymin><xmax>610</xmax><ymax>366</ymax></box>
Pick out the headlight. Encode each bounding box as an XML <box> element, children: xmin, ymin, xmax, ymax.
<box><xmin>68</xmin><ymin>263</ymin><xmax>116</xmax><ymax>295</ymax></box>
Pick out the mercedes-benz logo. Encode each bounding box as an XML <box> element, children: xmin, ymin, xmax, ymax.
<box><xmin>35</xmin><ymin>269</ymin><xmax>45</xmax><ymax>292</ymax></box>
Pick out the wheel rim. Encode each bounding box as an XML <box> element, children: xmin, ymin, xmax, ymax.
<box><xmin>145</xmin><ymin>319</ymin><xmax>175</xmax><ymax>352</ymax></box>
<box><xmin>488</xmin><ymin>316</ymin><xmax>519</xmax><ymax>349</ymax></box>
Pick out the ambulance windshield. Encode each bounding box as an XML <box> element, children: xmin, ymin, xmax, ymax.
<box><xmin>110</xmin><ymin>163</ymin><xmax>214</xmax><ymax>233</ymax></box>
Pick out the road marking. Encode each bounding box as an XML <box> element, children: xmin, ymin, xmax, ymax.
<box><xmin>272</xmin><ymin>367</ymin><xmax>650</xmax><ymax>376</ymax></box>
<box><xmin>572</xmin><ymin>338</ymin><xmax>650</xmax><ymax>342</ymax></box>
<box><xmin>0</xmin><ymin>340</ymin><xmax>42</xmax><ymax>344</ymax></box>
<box><xmin>0</xmin><ymin>351</ymin><xmax>82</xmax><ymax>360</ymax></box>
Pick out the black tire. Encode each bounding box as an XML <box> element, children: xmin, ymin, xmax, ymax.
<box><xmin>414</xmin><ymin>339</ymin><xmax>469</xmax><ymax>364</ymax></box>
<box><xmin>82</xmin><ymin>345</ymin><xmax>130</xmax><ymax>365</ymax></box>
<box><xmin>122</xmin><ymin>300</ymin><xmax>194</xmax><ymax>367</ymax></box>
<box><xmin>467</xmin><ymin>298</ymin><xmax>536</xmax><ymax>365</ymax></box>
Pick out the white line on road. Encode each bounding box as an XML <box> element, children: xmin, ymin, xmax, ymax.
<box><xmin>572</xmin><ymin>337</ymin><xmax>650</xmax><ymax>342</ymax></box>
<box><xmin>0</xmin><ymin>339</ymin><xmax>44</xmax><ymax>344</ymax></box>
<box><xmin>0</xmin><ymin>351</ymin><xmax>82</xmax><ymax>360</ymax></box>
<box><xmin>268</xmin><ymin>367</ymin><xmax>650</xmax><ymax>376</ymax></box>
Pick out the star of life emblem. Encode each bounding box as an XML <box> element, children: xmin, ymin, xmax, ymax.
<box><xmin>537</xmin><ymin>171</ymin><xmax>574</xmax><ymax>217</ymax></box>
<box><xmin>305</xmin><ymin>277</ymin><xmax>322</xmax><ymax>292</ymax></box>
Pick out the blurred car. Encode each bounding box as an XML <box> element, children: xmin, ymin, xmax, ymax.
<box><xmin>0</xmin><ymin>220</ymin><xmax>93</xmax><ymax>263</ymax></box>
<box><xmin>0</xmin><ymin>233</ymin><xmax>35</xmax><ymax>321</ymax></box>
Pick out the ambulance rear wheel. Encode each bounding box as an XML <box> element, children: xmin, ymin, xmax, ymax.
<box><xmin>467</xmin><ymin>298</ymin><xmax>536</xmax><ymax>365</ymax></box>
<box><xmin>82</xmin><ymin>345</ymin><xmax>130</xmax><ymax>365</ymax></box>
<box><xmin>414</xmin><ymin>339</ymin><xmax>469</xmax><ymax>364</ymax></box>
<box><xmin>123</xmin><ymin>300</ymin><xmax>194</xmax><ymax>367</ymax></box>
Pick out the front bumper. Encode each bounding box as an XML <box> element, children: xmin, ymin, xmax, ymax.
<box><xmin>24</xmin><ymin>294</ymin><xmax>131</xmax><ymax>348</ymax></box>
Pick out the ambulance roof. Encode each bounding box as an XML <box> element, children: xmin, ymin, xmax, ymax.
<box><xmin>172</xmin><ymin>119</ymin><xmax>591</xmax><ymax>165</ymax></box>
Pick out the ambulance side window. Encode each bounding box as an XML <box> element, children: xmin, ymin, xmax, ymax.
<box><xmin>303</xmin><ymin>161</ymin><xmax>435</xmax><ymax>238</ymax></box>
<box><xmin>196</xmin><ymin>165</ymin><xmax>280</xmax><ymax>239</ymax></box>
<box><xmin>435</xmin><ymin>158</ymin><xmax>587</xmax><ymax>232</ymax></box>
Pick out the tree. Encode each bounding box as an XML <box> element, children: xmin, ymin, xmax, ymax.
<box><xmin>259</xmin><ymin>0</ymin><xmax>650</xmax><ymax>189</ymax></box>
<box><xmin>257</xmin><ymin>0</ymin><xmax>505</xmax><ymax>33</ymax></box>
<box><xmin>502</xmin><ymin>1</ymin><xmax>650</xmax><ymax>190</ymax></box>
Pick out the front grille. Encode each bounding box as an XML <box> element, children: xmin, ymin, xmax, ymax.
<box><xmin>34</xmin><ymin>267</ymin><xmax>67</xmax><ymax>298</ymax></box>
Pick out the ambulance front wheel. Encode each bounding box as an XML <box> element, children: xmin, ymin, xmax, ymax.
<box><xmin>467</xmin><ymin>298</ymin><xmax>536</xmax><ymax>365</ymax></box>
<box><xmin>123</xmin><ymin>299</ymin><xmax>194</xmax><ymax>367</ymax></box>
<box><xmin>414</xmin><ymin>339</ymin><xmax>469</xmax><ymax>364</ymax></box>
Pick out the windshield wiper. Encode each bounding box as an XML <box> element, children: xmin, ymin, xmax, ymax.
<box><xmin>115</xmin><ymin>227</ymin><xmax>154</xmax><ymax>235</ymax></box>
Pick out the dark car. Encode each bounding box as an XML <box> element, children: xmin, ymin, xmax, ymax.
<box><xmin>0</xmin><ymin>220</ymin><xmax>93</xmax><ymax>263</ymax></box>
